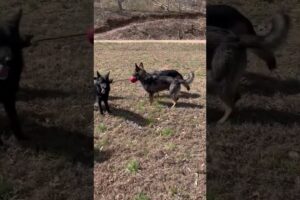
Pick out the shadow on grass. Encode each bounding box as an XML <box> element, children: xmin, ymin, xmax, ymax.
<box><xmin>243</xmin><ymin>72</ymin><xmax>300</xmax><ymax>96</ymax></box>
<box><xmin>109</xmin><ymin>95</ymin><xmax>125</xmax><ymax>101</ymax></box>
<box><xmin>157</xmin><ymin>91</ymin><xmax>201</xmax><ymax>99</ymax></box>
<box><xmin>110</xmin><ymin>107</ymin><xmax>149</xmax><ymax>127</ymax></box>
<box><xmin>0</xmin><ymin>113</ymin><xmax>93</xmax><ymax>166</ymax></box>
<box><xmin>207</xmin><ymin>106</ymin><xmax>300</xmax><ymax>125</ymax></box>
<box><xmin>94</xmin><ymin>149</ymin><xmax>113</xmax><ymax>163</ymax></box>
<box><xmin>18</xmin><ymin>87</ymin><xmax>70</xmax><ymax>101</ymax></box>
<box><xmin>158</xmin><ymin>101</ymin><xmax>203</xmax><ymax>109</ymax></box>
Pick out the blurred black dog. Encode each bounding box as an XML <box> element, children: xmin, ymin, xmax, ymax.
<box><xmin>94</xmin><ymin>71</ymin><xmax>112</xmax><ymax>115</ymax></box>
<box><xmin>0</xmin><ymin>9</ymin><xmax>33</xmax><ymax>145</ymax></box>
<box><xmin>207</xmin><ymin>11</ymin><xmax>289</xmax><ymax>123</ymax></box>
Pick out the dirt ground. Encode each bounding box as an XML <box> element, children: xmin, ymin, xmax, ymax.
<box><xmin>207</xmin><ymin>1</ymin><xmax>300</xmax><ymax>199</ymax></box>
<box><xmin>0</xmin><ymin>1</ymin><xmax>93</xmax><ymax>200</ymax></box>
<box><xmin>94</xmin><ymin>1</ymin><xmax>206</xmax><ymax>40</ymax></box>
<box><xmin>94</xmin><ymin>42</ymin><xmax>206</xmax><ymax>200</ymax></box>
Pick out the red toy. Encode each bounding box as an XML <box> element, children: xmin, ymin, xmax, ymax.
<box><xmin>129</xmin><ymin>76</ymin><xmax>137</xmax><ymax>83</ymax></box>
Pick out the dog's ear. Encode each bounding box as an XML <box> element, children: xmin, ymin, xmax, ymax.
<box><xmin>135</xmin><ymin>63</ymin><xmax>140</xmax><ymax>71</ymax></box>
<box><xmin>104</xmin><ymin>72</ymin><xmax>110</xmax><ymax>81</ymax></box>
<box><xmin>139</xmin><ymin>62</ymin><xmax>144</xmax><ymax>69</ymax></box>
<box><xmin>109</xmin><ymin>79</ymin><xmax>113</xmax><ymax>84</ymax></box>
<box><xmin>96</xmin><ymin>71</ymin><xmax>102</xmax><ymax>78</ymax></box>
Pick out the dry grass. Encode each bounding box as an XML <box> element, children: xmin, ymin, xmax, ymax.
<box><xmin>94</xmin><ymin>0</ymin><xmax>205</xmax><ymax>40</ymax></box>
<box><xmin>94</xmin><ymin>42</ymin><xmax>206</xmax><ymax>200</ymax></box>
<box><xmin>207</xmin><ymin>1</ymin><xmax>300</xmax><ymax>199</ymax></box>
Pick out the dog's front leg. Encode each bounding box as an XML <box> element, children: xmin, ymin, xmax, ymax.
<box><xmin>98</xmin><ymin>99</ymin><xmax>104</xmax><ymax>115</ymax></box>
<box><xmin>149</xmin><ymin>93</ymin><xmax>154</xmax><ymax>105</ymax></box>
<box><xmin>104</xmin><ymin>100</ymin><xmax>111</xmax><ymax>113</ymax></box>
<box><xmin>3</xmin><ymin>99</ymin><xmax>27</xmax><ymax>140</ymax></box>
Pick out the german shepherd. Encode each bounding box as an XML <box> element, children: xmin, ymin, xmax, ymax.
<box><xmin>131</xmin><ymin>62</ymin><xmax>194</xmax><ymax>107</ymax></box>
<box><xmin>0</xmin><ymin>9</ymin><xmax>33</xmax><ymax>145</ymax></box>
<box><xmin>207</xmin><ymin>4</ymin><xmax>290</xmax><ymax>72</ymax></box>
<box><xmin>207</xmin><ymin>11</ymin><xmax>290</xmax><ymax>123</ymax></box>
<box><xmin>94</xmin><ymin>71</ymin><xmax>113</xmax><ymax>115</ymax></box>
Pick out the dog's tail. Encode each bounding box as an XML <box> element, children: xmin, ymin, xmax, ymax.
<box><xmin>179</xmin><ymin>72</ymin><xmax>194</xmax><ymax>91</ymax></box>
<box><xmin>184</xmin><ymin>72</ymin><xmax>195</xmax><ymax>84</ymax></box>
<box><xmin>251</xmin><ymin>12</ymin><xmax>290</xmax><ymax>70</ymax></box>
<box><xmin>259</xmin><ymin>12</ymin><xmax>290</xmax><ymax>49</ymax></box>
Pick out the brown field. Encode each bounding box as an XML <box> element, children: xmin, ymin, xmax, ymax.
<box><xmin>94</xmin><ymin>42</ymin><xmax>206</xmax><ymax>200</ymax></box>
<box><xmin>207</xmin><ymin>1</ymin><xmax>300</xmax><ymax>199</ymax></box>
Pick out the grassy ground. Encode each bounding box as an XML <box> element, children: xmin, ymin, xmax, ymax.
<box><xmin>207</xmin><ymin>1</ymin><xmax>300</xmax><ymax>199</ymax></box>
<box><xmin>0</xmin><ymin>1</ymin><xmax>93</xmax><ymax>200</ymax></box>
<box><xmin>94</xmin><ymin>42</ymin><xmax>206</xmax><ymax>200</ymax></box>
<box><xmin>94</xmin><ymin>0</ymin><xmax>205</xmax><ymax>40</ymax></box>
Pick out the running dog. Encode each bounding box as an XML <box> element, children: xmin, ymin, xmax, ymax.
<box><xmin>207</xmin><ymin>11</ymin><xmax>290</xmax><ymax>123</ymax></box>
<box><xmin>130</xmin><ymin>62</ymin><xmax>194</xmax><ymax>107</ymax></box>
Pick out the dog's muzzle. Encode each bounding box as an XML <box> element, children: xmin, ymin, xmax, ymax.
<box><xmin>0</xmin><ymin>64</ymin><xmax>9</xmax><ymax>80</ymax></box>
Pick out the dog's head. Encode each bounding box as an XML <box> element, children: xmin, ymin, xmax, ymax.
<box><xmin>0</xmin><ymin>9</ymin><xmax>33</xmax><ymax>81</ymax></box>
<box><xmin>130</xmin><ymin>62</ymin><xmax>146</xmax><ymax>83</ymax></box>
<box><xmin>94</xmin><ymin>71</ymin><xmax>112</xmax><ymax>95</ymax></box>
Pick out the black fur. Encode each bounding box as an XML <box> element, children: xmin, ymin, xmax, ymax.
<box><xmin>0</xmin><ymin>9</ymin><xmax>33</xmax><ymax>144</ymax></box>
<box><xmin>94</xmin><ymin>71</ymin><xmax>112</xmax><ymax>115</ymax></box>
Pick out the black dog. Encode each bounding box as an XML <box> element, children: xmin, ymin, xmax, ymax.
<box><xmin>207</xmin><ymin>4</ymin><xmax>290</xmax><ymax>72</ymax></box>
<box><xmin>0</xmin><ymin>9</ymin><xmax>33</xmax><ymax>144</ymax></box>
<box><xmin>94</xmin><ymin>71</ymin><xmax>112</xmax><ymax>115</ymax></box>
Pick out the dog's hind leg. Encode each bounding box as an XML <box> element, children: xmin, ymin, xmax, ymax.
<box><xmin>170</xmin><ymin>82</ymin><xmax>181</xmax><ymax>108</ymax></box>
<box><xmin>3</xmin><ymin>99</ymin><xmax>27</xmax><ymax>140</ymax></box>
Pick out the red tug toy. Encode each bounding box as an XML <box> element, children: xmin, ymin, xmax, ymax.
<box><xmin>129</xmin><ymin>76</ymin><xmax>137</xmax><ymax>83</ymax></box>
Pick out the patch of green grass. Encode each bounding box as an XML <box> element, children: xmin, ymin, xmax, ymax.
<box><xmin>169</xmin><ymin>186</ymin><xmax>178</xmax><ymax>197</ymax></box>
<box><xmin>145</xmin><ymin>117</ymin><xmax>155</xmax><ymax>126</ymax></box>
<box><xmin>134</xmin><ymin>193</ymin><xmax>151</xmax><ymax>200</ymax></box>
<box><xmin>0</xmin><ymin>176</ymin><xmax>13</xmax><ymax>200</ymax></box>
<box><xmin>137</xmin><ymin>100</ymin><xmax>146</xmax><ymax>112</ymax></box>
<box><xmin>126</xmin><ymin>160</ymin><xmax>140</xmax><ymax>174</ymax></box>
<box><xmin>165</xmin><ymin>143</ymin><xmax>176</xmax><ymax>151</ymax></box>
<box><xmin>96</xmin><ymin>123</ymin><xmax>107</xmax><ymax>133</ymax></box>
<box><xmin>160</xmin><ymin>128</ymin><xmax>174</xmax><ymax>137</ymax></box>
<box><xmin>95</xmin><ymin>137</ymin><xmax>109</xmax><ymax>150</ymax></box>
<box><xmin>153</xmin><ymin>101</ymin><xmax>164</xmax><ymax>112</ymax></box>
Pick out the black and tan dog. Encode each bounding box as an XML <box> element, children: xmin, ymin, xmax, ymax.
<box><xmin>207</xmin><ymin>10</ymin><xmax>290</xmax><ymax>123</ymax></box>
<box><xmin>207</xmin><ymin>4</ymin><xmax>290</xmax><ymax>73</ymax></box>
<box><xmin>130</xmin><ymin>62</ymin><xmax>194</xmax><ymax>107</ymax></box>
<box><xmin>0</xmin><ymin>9</ymin><xmax>33</xmax><ymax>144</ymax></box>
<box><xmin>94</xmin><ymin>71</ymin><xmax>113</xmax><ymax>115</ymax></box>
